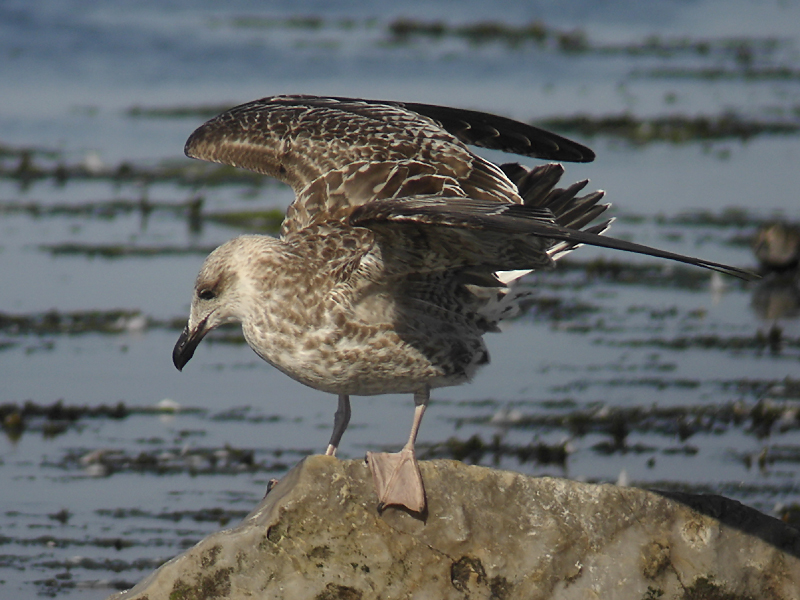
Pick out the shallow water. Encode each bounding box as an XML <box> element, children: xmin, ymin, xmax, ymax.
<box><xmin>2</xmin><ymin>1</ymin><xmax>800</xmax><ymax>597</ymax></box>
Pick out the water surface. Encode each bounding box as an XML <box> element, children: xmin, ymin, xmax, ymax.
<box><xmin>2</xmin><ymin>1</ymin><xmax>800</xmax><ymax>597</ymax></box>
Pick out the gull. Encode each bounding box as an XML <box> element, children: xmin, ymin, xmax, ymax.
<box><xmin>752</xmin><ymin>222</ymin><xmax>800</xmax><ymax>272</ymax></box>
<box><xmin>172</xmin><ymin>95</ymin><xmax>756</xmax><ymax>513</ymax></box>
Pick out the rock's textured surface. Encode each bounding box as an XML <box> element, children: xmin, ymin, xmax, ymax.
<box><xmin>109</xmin><ymin>456</ymin><xmax>800</xmax><ymax>600</ymax></box>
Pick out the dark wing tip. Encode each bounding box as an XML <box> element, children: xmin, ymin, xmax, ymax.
<box><xmin>398</xmin><ymin>101</ymin><xmax>596</xmax><ymax>163</ymax></box>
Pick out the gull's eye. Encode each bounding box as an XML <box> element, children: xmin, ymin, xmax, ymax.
<box><xmin>197</xmin><ymin>288</ymin><xmax>216</xmax><ymax>301</ymax></box>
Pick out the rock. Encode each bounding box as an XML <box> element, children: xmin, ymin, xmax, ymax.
<box><xmin>108</xmin><ymin>456</ymin><xmax>800</xmax><ymax>600</ymax></box>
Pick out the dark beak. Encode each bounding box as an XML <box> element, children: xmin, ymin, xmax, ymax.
<box><xmin>172</xmin><ymin>323</ymin><xmax>205</xmax><ymax>371</ymax></box>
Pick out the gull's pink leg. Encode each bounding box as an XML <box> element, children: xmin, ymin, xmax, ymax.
<box><xmin>366</xmin><ymin>389</ymin><xmax>428</xmax><ymax>513</ymax></box>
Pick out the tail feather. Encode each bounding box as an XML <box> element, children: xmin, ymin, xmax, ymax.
<box><xmin>542</xmin><ymin>180</ymin><xmax>592</xmax><ymax>215</ymax></box>
<box><xmin>560</xmin><ymin>202</ymin><xmax>611</xmax><ymax>232</ymax></box>
<box><xmin>497</xmin><ymin>162</ymin><xmax>613</xmax><ymax>281</ymax></box>
<box><xmin>513</xmin><ymin>163</ymin><xmax>568</xmax><ymax>206</ymax></box>
<box><xmin>557</xmin><ymin>191</ymin><xmax>607</xmax><ymax>228</ymax></box>
<box><xmin>549</xmin><ymin>218</ymin><xmax>614</xmax><ymax>261</ymax></box>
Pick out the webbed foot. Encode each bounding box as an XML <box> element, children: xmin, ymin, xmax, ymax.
<box><xmin>366</xmin><ymin>447</ymin><xmax>426</xmax><ymax>513</ymax></box>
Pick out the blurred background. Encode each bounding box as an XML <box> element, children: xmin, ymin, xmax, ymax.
<box><xmin>1</xmin><ymin>0</ymin><xmax>800</xmax><ymax>597</ymax></box>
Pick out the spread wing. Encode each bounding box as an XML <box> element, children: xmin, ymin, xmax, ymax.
<box><xmin>184</xmin><ymin>95</ymin><xmax>757</xmax><ymax>282</ymax></box>
<box><xmin>348</xmin><ymin>163</ymin><xmax>756</xmax><ymax>281</ymax></box>
<box><xmin>183</xmin><ymin>95</ymin><xmax>594</xmax><ymax>236</ymax></box>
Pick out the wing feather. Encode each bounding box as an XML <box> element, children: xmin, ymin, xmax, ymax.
<box><xmin>184</xmin><ymin>95</ymin><xmax>756</xmax><ymax>282</ymax></box>
<box><xmin>349</xmin><ymin>197</ymin><xmax>757</xmax><ymax>280</ymax></box>
<box><xmin>185</xmin><ymin>95</ymin><xmax>589</xmax><ymax>235</ymax></box>
<box><xmin>393</xmin><ymin>100</ymin><xmax>595</xmax><ymax>162</ymax></box>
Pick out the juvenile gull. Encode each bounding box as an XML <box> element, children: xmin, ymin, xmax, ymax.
<box><xmin>172</xmin><ymin>95</ymin><xmax>756</xmax><ymax>513</ymax></box>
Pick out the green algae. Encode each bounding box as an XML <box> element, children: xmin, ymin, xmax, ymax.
<box><xmin>0</xmin><ymin>309</ymin><xmax>153</xmax><ymax>335</ymax></box>
<box><xmin>424</xmin><ymin>434</ymin><xmax>569</xmax><ymax>467</ymax></box>
<box><xmin>126</xmin><ymin>104</ymin><xmax>236</xmax><ymax>119</ymax></box>
<box><xmin>0</xmin><ymin>196</ymin><xmax>203</xmax><ymax>219</ymax></box>
<box><xmin>40</xmin><ymin>243</ymin><xmax>218</xmax><ymax>258</ymax></box>
<box><xmin>451</xmin><ymin>396</ymin><xmax>800</xmax><ymax>439</ymax></box>
<box><xmin>636</xmin><ymin>66</ymin><xmax>800</xmax><ymax>81</ymax></box>
<box><xmin>554</xmin><ymin>258</ymin><xmax>753</xmax><ymax>290</ymax></box>
<box><xmin>0</xmin><ymin>150</ymin><xmax>274</xmax><ymax>188</ymax></box>
<box><xmin>536</xmin><ymin>113</ymin><xmax>800</xmax><ymax>145</ymax></box>
<box><xmin>204</xmin><ymin>209</ymin><xmax>285</xmax><ymax>233</ymax></box>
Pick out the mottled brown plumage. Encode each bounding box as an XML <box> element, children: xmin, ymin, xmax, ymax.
<box><xmin>752</xmin><ymin>222</ymin><xmax>800</xmax><ymax>272</ymax></box>
<box><xmin>173</xmin><ymin>95</ymin><xmax>756</xmax><ymax>512</ymax></box>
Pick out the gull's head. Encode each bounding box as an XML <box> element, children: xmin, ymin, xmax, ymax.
<box><xmin>172</xmin><ymin>235</ymin><xmax>278</xmax><ymax>371</ymax></box>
